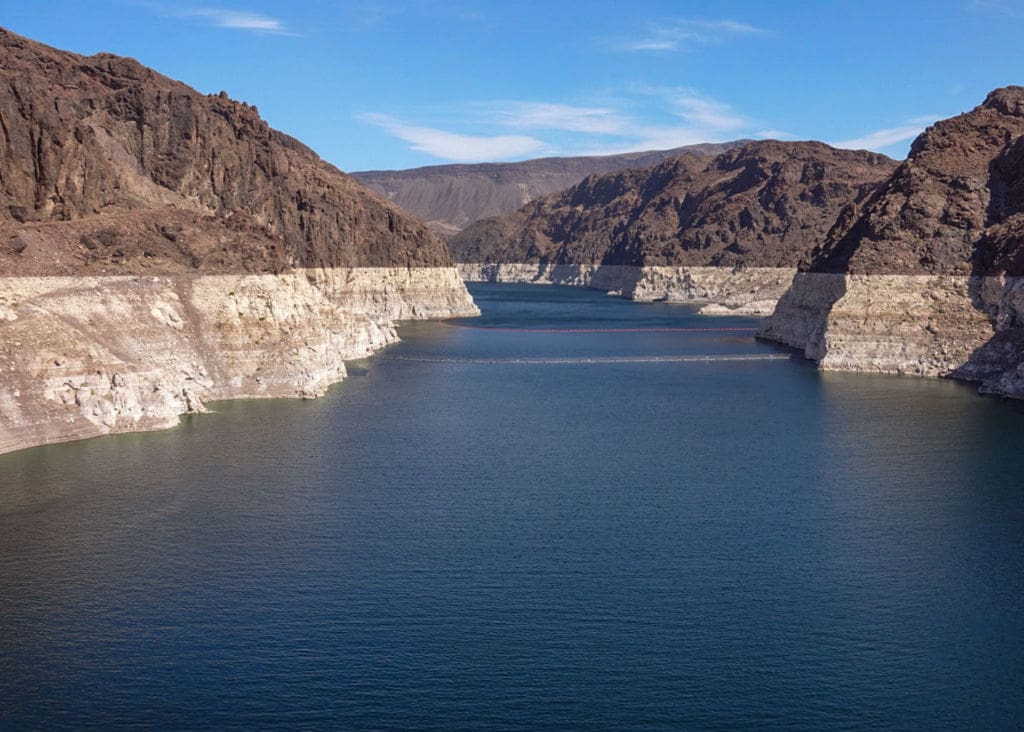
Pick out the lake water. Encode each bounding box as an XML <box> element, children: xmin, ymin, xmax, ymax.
<box><xmin>1</xmin><ymin>283</ymin><xmax>1023</xmax><ymax>729</ymax></box>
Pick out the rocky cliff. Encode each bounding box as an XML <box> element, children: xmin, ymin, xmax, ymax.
<box><xmin>761</xmin><ymin>87</ymin><xmax>1024</xmax><ymax>398</ymax></box>
<box><xmin>0</xmin><ymin>27</ymin><xmax>477</xmax><ymax>454</ymax></box>
<box><xmin>451</xmin><ymin>142</ymin><xmax>896</xmax><ymax>314</ymax></box>
<box><xmin>350</xmin><ymin>141</ymin><xmax>747</xmax><ymax>237</ymax></box>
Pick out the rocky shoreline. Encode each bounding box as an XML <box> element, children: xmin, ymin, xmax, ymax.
<box><xmin>760</xmin><ymin>272</ymin><xmax>1024</xmax><ymax>398</ymax></box>
<box><xmin>0</xmin><ymin>27</ymin><xmax>483</xmax><ymax>455</ymax></box>
<box><xmin>452</xmin><ymin>88</ymin><xmax>1024</xmax><ymax>401</ymax></box>
<box><xmin>756</xmin><ymin>86</ymin><xmax>1024</xmax><ymax>399</ymax></box>
<box><xmin>0</xmin><ymin>267</ymin><xmax>477</xmax><ymax>455</ymax></box>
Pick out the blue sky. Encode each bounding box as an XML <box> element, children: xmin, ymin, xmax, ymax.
<box><xmin>3</xmin><ymin>1</ymin><xmax>1023</xmax><ymax>171</ymax></box>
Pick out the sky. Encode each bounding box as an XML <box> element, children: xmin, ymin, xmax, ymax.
<box><xmin>3</xmin><ymin>1</ymin><xmax>1023</xmax><ymax>171</ymax></box>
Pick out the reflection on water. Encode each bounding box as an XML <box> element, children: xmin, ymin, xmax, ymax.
<box><xmin>1</xmin><ymin>283</ymin><xmax>1022</xmax><ymax>729</ymax></box>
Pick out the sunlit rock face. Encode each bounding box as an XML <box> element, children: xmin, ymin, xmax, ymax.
<box><xmin>450</xmin><ymin>141</ymin><xmax>894</xmax><ymax>315</ymax></box>
<box><xmin>0</xmin><ymin>27</ymin><xmax>478</xmax><ymax>453</ymax></box>
<box><xmin>762</xmin><ymin>87</ymin><xmax>1024</xmax><ymax>397</ymax></box>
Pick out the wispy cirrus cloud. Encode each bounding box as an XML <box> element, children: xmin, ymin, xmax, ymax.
<box><xmin>477</xmin><ymin>102</ymin><xmax>631</xmax><ymax>135</ymax></box>
<box><xmin>135</xmin><ymin>2</ymin><xmax>296</xmax><ymax>35</ymax></box>
<box><xmin>182</xmin><ymin>8</ymin><xmax>286</xmax><ymax>32</ymax></box>
<box><xmin>756</xmin><ymin>129</ymin><xmax>798</xmax><ymax>140</ymax></box>
<box><xmin>181</xmin><ymin>8</ymin><xmax>292</xmax><ymax>33</ymax></box>
<box><xmin>669</xmin><ymin>91</ymin><xmax>748</xmax><ymax>130</ymax></box>
<box><xmin>571</xmin><ymin>87</ymin><xmax>752</xmax><ymax>153</ymax></box>
<box><xmin>358</xmin><ymin>113</ymin><xmax>545</xmax><ymax>162</ymax></box>
<box><xmin>359</xmin><ymin>88</ymin><xmax>772</xmax><ymax>162</ymax></box>
<box><xmin>610</xmin><ymin>18</ymin><xmax>765</xmax><ymax>52</ymax></box>
<box><xmin>831</xmin><ymin>116</ymin><xmax>938</xmax><ymax>152</ymax></box>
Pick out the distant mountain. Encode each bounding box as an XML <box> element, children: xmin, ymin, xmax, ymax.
<box><xmin>449</xmin><ymin>141</ymin><xmax>896</xmax><ymax>269</ymax></box>
<box><xmin>350</xmin><ymin>142</ymin><xmax>749</xmax><ymax>237</ymax></box>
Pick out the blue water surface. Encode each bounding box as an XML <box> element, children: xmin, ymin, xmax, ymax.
<box><xmin>1</xmin><ymin>283</ymin><xmax>1022</xmax><ymax>730</ymax></box>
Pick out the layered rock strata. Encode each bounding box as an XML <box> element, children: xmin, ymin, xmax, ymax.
<box><xmin>0</xmin><ymin>27</ymin><xmax>477</xmax><ymax>454</ymax></box>
<box><xmin>761</xmin><ymin>87</ymin><xmax>1024</xmax><ymax>397</ymax></box>
<box><xmin>453</xmin><ymin>141</ymin><xmax>895</xmax><ymax>314</ymax></box>
<box><xmin>0</xmin><ymin>268</ymin><xmax>474</xmax><ymax>455</ymax></box>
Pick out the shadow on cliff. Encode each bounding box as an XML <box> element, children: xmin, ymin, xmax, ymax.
<box><xmin>954</xmin><ymin>275</ymin><xmax>1024</xmax><ymax>394</ymax></box>
<box><xmin>757</xmin><ymin>271</ymin><xmax>847</xmax><ymax>360</ymax></box>
<box><xmin>590</xmin><ymin>264</ymin><xmax>646</xmax><ymax>296</ymax></box>
<box><xmin>951</xmin><ymin>143</ymin><xmax>1024</xmax><ymax>392</ymax></box>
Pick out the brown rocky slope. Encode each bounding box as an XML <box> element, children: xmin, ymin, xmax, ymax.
<box><xmin>350</xmin><ymin>141</ymin><xmax>747</xmax><ymax>237</ymax></box>
<box><xmin>0</xmin><ymin>26</ymin><xmax>453</xmax><ymax>274</ymax></box>
<box><xmin>762</xmin><ymin>86</ymin><xmax>1024</xmax><ymax>397</ymax></box>
<box><xmin>450</xmin><ymin>141</ymin><xmax>896</xmax><ymax>313</ymax></box>
<box><xmin>0</xmin><ymin>27</ymin><xmax>477</xmax><ymax>454</ymax></box>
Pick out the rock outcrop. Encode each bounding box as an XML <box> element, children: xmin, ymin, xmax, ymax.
<box><xmin>761</xmin><ymin>87</ymin><xmax>1024</xmax><ymax>397</ymax></box>
<box><xmin>0</xmin><ymin>27</ymin><xmax>477</xmax><ymax>454</ymax></box>
<box><xmin>350</xmin><ymin>141</ymin><xmax>747</xmax><ymax>237</ymax></box>
<box><xmin>451</xmin><ymin>142</ymin><xmax>896</xmax><ymax>314</ymax></box>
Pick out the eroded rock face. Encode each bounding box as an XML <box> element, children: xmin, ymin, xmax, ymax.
<box><xmin>761</xmin><ymin>87</ymin><xmax>1024</xmax><ymax>397</ymax></box>
<box><xmin>452</xmin><ymin>141</ymin><xmax>894</xmax><ymax>311</ymax></box>
<box><xmin>0</xmin><ymin>26</ymin><xmax>450</xmax><ymax>272</ymax></box>
<box><xmin>807</xmin><ymin>87</ymin><xmax>1024</xmax><ymax>277</ymax></box>
<box><xmin>450</xmin><ymin>142</ymin><xmax>894</xmax><ymax>269</ymax></box>
<box><xmin>0</xmin><ymin>26</ymin><xmax>478</xmax><ymax>454</ymax></box>
<box><xmin>0</xmin><ymin>269</ymin><xmax>477</xmax><ymax>454</ymax></box>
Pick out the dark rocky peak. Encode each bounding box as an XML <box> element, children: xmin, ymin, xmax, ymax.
<box><xmin>0</xmin><ymin>25</ymin><xmax>452</xmax><ymax>275</ymax></box>
<box><xmin>568</xmin><ymin>170</ymin><xmax>639</xmax><ymax>207</ymax></box>
<box><xmin>807</xmin><ymin>87</ymin><xmax>1024</xmax><ymax>276</ymax></box>
<box><xmin>981</xmin><ymin>85</ymin><xmax>1024</xmax><ymax>117</ymax></box>
<box><xmin>449</xmin><ymin>140</ymin><xmax>896</xmax><ymax>269</ymax></box>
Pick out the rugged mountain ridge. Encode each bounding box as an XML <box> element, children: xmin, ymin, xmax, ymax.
<box><xmin>762</xmin><ymin>86</ymin><xmax>1024</xmax><ymax>397</ymax></box>
<box><xmin>451</xmin><ymin>141</ymin><xmax>896</xmax><ymax>313</ymax></box>
<box><xmin>0</xmin><ymin>27</ymin><xmax>477</xmax><ymax>454</ymax></box>
<box><xmin>350</xmin><ymin>141</ymin><xmax>747</xmax><ymax>237</ymax></box>
<box><xmin>0</xmin><ymin>26</ymin><xmax>452</xmax><ymax>274</ymax></box>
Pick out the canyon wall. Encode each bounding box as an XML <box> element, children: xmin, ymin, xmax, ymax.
<box><xmin>761</xmin><ymin>87</ymin><xmax>1024</xmax><ymax>397</ymax></box>
<box><xmin>0</xmin><ymin>268</ymin><xmax>475</xmax><ymax>455</ymax></box>
<box><xmin>0</xmin><ymin>27</ymin><xmax>477</xmax><ymax>454</ymax></box>
<box><xmin>452</xmin><ymin>141</ymin><xmax>895</xmax><ymax>314</ymax></box>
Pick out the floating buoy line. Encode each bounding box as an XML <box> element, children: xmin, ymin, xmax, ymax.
<box><xmin>443</xmin><ymin>322</ymin><xmax>758</xmax><ymax>334</ymax></box>
<box><xmin>385</xmin><ymin>321</ymin><xmax>782</xmax><ymax>365</ymax></box>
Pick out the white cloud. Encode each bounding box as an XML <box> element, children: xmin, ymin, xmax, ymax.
<box><xmin>359</xmin><ymin>89</ymin><xmax>767</xmax><ymax>162</ymax></box>
<box><xmin>572</xmin><ymin>94</ymin><xmax>752</xmax><ymax>155</ymax></box>
<box><xmin>671</xmin><ymin>92</ymin><xmax>747</xmax><ymax>130</ymax></box>
<box><xmin>480</xmin><ymin>102</ymin><xmax>630</xmax><ymax>134</ymax></box>
<box><xmin>359</xmin><ymin>113</ymin><xmax>546</xmax><ymax>162</ymax></box>
<box><xmin>755</xmin><ymin>129</ymin><xmax>798</xmax><ymax>140</ymax></box>
<box><xmin>180</xmin><ymin>8</ymin><xmax>292</xmax><ymax>34</ymax></box>
<box><xmin>831</xmin><ymin>117</ymin><xmax>937</xmax><ymax>152</ymax></box>
<box><xmin>579</xmin><ymin>126</ymin><xmax>736</xmax><ymax>156</ymax></box>
<box><xmin>614</xmin><ymin>18</ymin><xmax>765</xmax><ymax>52</ymax></box>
